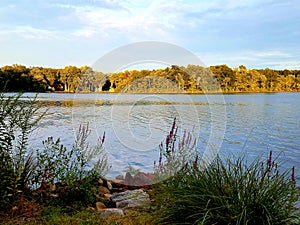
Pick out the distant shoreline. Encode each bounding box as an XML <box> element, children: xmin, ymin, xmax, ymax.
<box><xmin>2</xmin><ymin>64</ymin><xmax>300</xmax><ymax>93</ymax></box>
<box><xmin>3</xmin><ymin>90</ymin><xmax>299</xmax><ymax>95</ymax></box>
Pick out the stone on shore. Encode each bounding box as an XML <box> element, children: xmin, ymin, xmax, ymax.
<box><xmin>95</xmin><ymin>202</ymin><xmax>107</xmax><ymax>211</ymax></box>
<box><xmin>110</xmin><ymin>189</ymin><xmax>150</xmax><ymax>211</ymax></box>
<box><xmin>98</xmin><ymin>208</ymin><xmax>124</xmax><ymax>218</ymax></box>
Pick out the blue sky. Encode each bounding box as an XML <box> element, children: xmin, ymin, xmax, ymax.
<box><xmin>0</xmin><ymin>0</ymin><xmax>299</xmax><ymax>69</ymax></box>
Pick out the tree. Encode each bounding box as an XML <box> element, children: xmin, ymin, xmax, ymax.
<box><xmin>210</xmin><ymin>64</ymin><xmax>235</xmax><ymax>92</ymax></box>
<box><xmin>0</xmin><ymin>64</ymin><xmax>46</xmax><ymax>92</ymax></box>
<box><xmin>59</xmin><ymin>66</ymin><xmax>82</xmax><ymax>92</ymax></box>
<box><xmin>262</xmin><ymin>68</ymin><xmax>280</xmax><ymax>91</ymax></box>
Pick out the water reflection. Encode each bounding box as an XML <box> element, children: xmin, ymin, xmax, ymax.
<box><xmin>23</xmin><ymin>92</ymin><xmax>300</xmax><ymax>183</ymax></box>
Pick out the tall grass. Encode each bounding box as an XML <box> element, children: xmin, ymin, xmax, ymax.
<box><xmin>0</xmin><ymin>93</ymin><xmax>43</xmax><ymax>211</ymax></box>
<box><xmin>154</xmin><ymin>152</ymin><xmax>299</xmax><ymax>225</ymax></box>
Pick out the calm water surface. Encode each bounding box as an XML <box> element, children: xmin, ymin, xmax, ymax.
<box><xmin>21</xmin><ymin>92</ymin><xmax>299</xmax><ymax>181</ymax></box>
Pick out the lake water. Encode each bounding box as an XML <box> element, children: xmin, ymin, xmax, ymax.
<box><xmin>20</xmin><ymin>92</ymin><xmax>299</xmax><ymax>182</ymax></box>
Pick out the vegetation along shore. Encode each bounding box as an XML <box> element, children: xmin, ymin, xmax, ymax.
<box><xmin>1</xmin><ymin>64</ymin><xmax>300</xmax><ymax>93</ymax></box>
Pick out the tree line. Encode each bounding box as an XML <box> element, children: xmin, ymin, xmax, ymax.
<box><xmin>1</xmin><ymin>64</ymin><xmax>300</xmax><ymax>93</ymax></box>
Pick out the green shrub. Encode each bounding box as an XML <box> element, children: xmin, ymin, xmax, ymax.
<box><xmin>0</xmin><ymin>93</ymin><xmax>43</xmax><ymax>211</ymax></box>
<box><xmin>33</xmin><ymin>124</ymin><xmax>107</xmax><ymax>186</ymax></box>
<box><xmin>56</xmin><ymin>171</ymin><xmax>101</xmax><ymax>209</ymax></box>
<box><xmin>32</xmin><ymin>122</ymin><xmax>109</xmax><ymax>208</ymax></box>
<box><xmin>154</xmin><ymin>152</ymin><xmax>299</xmax><ymax>225</ymax></box>
<box><xmin>0</xmin><ymin>93</ymin><xmax>109</xmax><ymax>212</ymax></box>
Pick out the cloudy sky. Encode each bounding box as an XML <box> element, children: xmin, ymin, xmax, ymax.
<box><xmin>0</xmin><ymin>0</ymin><xmax>299</xmax><ymax>69</ymax></box>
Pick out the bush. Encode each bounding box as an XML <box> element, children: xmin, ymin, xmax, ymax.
<box><xmin>0</xmin><ymin>93</ymin><xmax>43</xmax><ymax>211</ymax></box>
<box><xmin>0</xmin><ymin>93</ymin><xmax>109</xmax><ymax>213</ymax></box>
<box><xmin>33</xmin><ymin>123</ymin><xmax>108</xmax><ymax>187</ymax></box>
<box><xmin>154</xmin><ymin>152</ymin><xmax>299</xmax><ymax>225</ymax></box>
<box><xmin>55</xmin><ymin>171</ymin><xmax>101</xmax><ymax>208</ymax></box>
<box><xmin>33</xmin><ymin>123</ymin><xmax>108</xmax><ymax>208</ymax></box>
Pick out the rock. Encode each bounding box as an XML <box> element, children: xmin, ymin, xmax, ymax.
<box><xmin>106</xmin><ymin>178</ymin><xmax>125</xmax><ymax>186</ymax></box>
<box><xmin>111</xmin><ymin>188</ymin><xmax>124</xmax><ymax>193</ymax></box>
<box><xmin>95</xmin><ymin>202</ymin><xmax>107</xmax><ymax>211</ymax></box>
<box><xmin>102</xmin><ymin>178</ymin><xmax>124</xmax><ymax>190</ymax></box>
<box><xmin>110</xmin><ymin>189</ymin><xmax>150</xmax><ymax>211</ymax></box>
<box><xmin>99</xmin><ymin>186</ymin><xmax>110</xmax><ymax>196</ymax></box>
<box><xmin>107</xmin><ymin>181</ymin><xmax>113</xmax><ymax>190</ymax></box>
<box><xmin>98</xmin><ymin>178</ymin><xmax>104</xmax><ymax>185</ymax></box>
<box><xmin>104</xmin><ymin>193</ymin><xmax>112</xmax><ymax>199</ymax></box>
<box><xmin>124</xmin><ymin>172</ymin><xmax>134</xmax><ymax>186</ymax></box>
<box><xmin>99</xmin><ymin>208</ymin><xmax>124</xmax><ymax>218</ymax></box>
<box><xmin>134</xmin><ymin>172</ymin><xmax>155</xmax><ymax>186</ymax></box>
<box><xmin>115</xmin><ymin>174</ymin><xmax>124</xmax><ymax>180</ymax></box>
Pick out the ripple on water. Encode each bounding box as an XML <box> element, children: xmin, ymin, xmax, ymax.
<box><xmin>23</xmin><ymin>93</ymin><xmax>299</xmax><ymax>182</ymax></box>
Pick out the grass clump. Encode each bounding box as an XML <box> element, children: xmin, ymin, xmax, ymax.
<box><xmin>154</xmin><ymin>151</ymin><xmax>299</xmax><ymax>225</ymax></box>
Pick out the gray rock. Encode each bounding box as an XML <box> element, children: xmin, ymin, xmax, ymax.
<box><xmin>110</xmin><ymin>189</ymin><xmax>150</xmax><ymax>211</ymax></box>
<box><xmin>99</xmin><ymin>208</ymin><xmax>124</xmax><ymax>218</ymax></box>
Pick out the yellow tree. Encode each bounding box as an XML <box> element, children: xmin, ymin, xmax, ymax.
<box><xmin>60</xmin><ymin>66</ymin><xmax>82</xmax><ymax>92</ymax></box>
<box><xmin>233</xmin><ymin>65</ymin><xmax>248</xmax><ymax>92</ymax></box>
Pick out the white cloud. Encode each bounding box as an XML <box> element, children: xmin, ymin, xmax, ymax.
<box><xmin>0</xmin><ymin>26</ymin><xmax>64</xmax><ymax>40</ymax></box>
<box><xmin>0</xmin><ymin>0</ymin><xmax>299</xmax><ymax>68</ymax></box>
<box><xmin>200</xmin><ymin>49</ymin><xmax>299</xmax><ymax>69</ymax></box>
<box><xmin>51</xmin><ymin>0</ymin><xmax>182</xmax><ymax>40</ymax></box>
<box><xmin>71</xmin><ymin>28</ymin><xmax>100</xmax><ymax>38</ymax></box>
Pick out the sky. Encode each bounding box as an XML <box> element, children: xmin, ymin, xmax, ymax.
<box><xmin>0</xmin><ymin>0</ymin><xmax>299</xmax><ymax>70</ymax></box>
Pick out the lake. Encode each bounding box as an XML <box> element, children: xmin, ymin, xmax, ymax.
<box><xmin>20</xmin><ymin>92</ymin><xmax>300</xmax><ymax>181</ymax></box>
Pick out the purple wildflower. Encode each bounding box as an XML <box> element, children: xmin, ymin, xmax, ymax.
<box><xmin>171</xmin><ymin>139</ymin><xmax>175</xmax><ymax>153</ymax></box>
<box><xmin>291</xmin><ymin>166</ymin><xmax>295</xmax><ymax>182</ymax></box>
<box><xmin>267</xmin><ymin>151</ymin><xmax>272</xmax><ymax>172</ymax></box>
<box><xmin>174</xmin><ymin>126</ymin><xmax>178</xmax><ymax>140</ymax></box>
<box><xmin>171</xmin><ymin>117</ymin><xmax>176</xmax><ymax>135</ymax></box>
<box><xmin>166</xmin><ymin>135</ymin><xmax>170</xmax><ymax>147</ymax></box>
<box><xmin>102</xmin><ymin>131</ymin><xmax>105</xmax><ymax>144</ymax></box>
<box><xmin>159</xmin><ymin>143</ymin><xmax>163</xmax><ymax>166</ymax></box>
<box><xmin>194</xmin><ymin>155</ymin><xmax>199</xmax><ymax>167</ymax></box>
